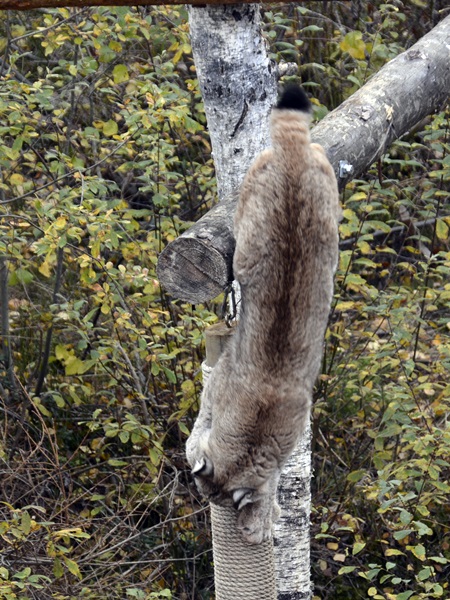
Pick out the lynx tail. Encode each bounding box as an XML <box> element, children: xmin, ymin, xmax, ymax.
<box><xmin>270</xmin><ymin>84</ymin><xmax>312</xmax><ymax>163</ymax></box>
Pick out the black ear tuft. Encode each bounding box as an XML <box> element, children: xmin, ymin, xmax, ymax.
<box><xmin>277</xmin><ymin>84</ymin><xmax>311</xmax><ymax>113</ymax></box>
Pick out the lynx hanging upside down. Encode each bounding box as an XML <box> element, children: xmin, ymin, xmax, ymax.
<box><xmin>186</xmin><ymin>85</ymin><xmax>341</xmax><ymax>544</ymax></box>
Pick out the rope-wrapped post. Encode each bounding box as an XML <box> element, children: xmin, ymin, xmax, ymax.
<box><xmin>202</xmin><ymin>323</ymin><xmax>277</xmax><ymax>600</ymax></box>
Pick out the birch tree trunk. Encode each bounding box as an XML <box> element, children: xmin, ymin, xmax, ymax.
<box><xmin>157</xmin><ymin>13</ymin><xmax>450</xmax><ymax>303</ymax></box>
<box><xmin>181</xmin><ymin>6</ymin><xmax>313</xmax><ymax>598</ymax></box>
<box><xmin>275</xmin><ymin>430</ymin><xmax>312</xmax><ymax>600</ymax></box>
<box><xmin>157</xmin><ymin>4</ymin><xmax>277</xmax><ymax>301</ymax></box>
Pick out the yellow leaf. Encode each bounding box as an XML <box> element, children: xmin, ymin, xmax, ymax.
<box><xmin>342</xmin><ymin>208</ymin><xmax>356</xmax><ymax>221</ymax></box>
<box><xmin>327</xmin><ymin>542</ymin><xmax>339</xmax><ymax>551</ymax></box>
<box><xmin>54</xmin><ymin>216</ymin><xmax>67</xmax><ymax>229</ymax></box>
<box><xmin>436</xmin><ymin>218</ymin><xmax>449</xmax><ymax>241</ymax></box>
<box><xmin>172</xmin><ymin>47</ymin><xmax>184</xmax><ymax>65</ymax></box>
<box><xmin>385</xmin><ymin>548</ymin><xmax>405</xmax><ymax>556</ymax></box>
<box><xmin>65</xmin><ymin>357</ymin><xmax>85</xmax><ymax>376</ymax></box>
<box><xmin>112</xmin><ymin>64</ymin><xmax>129</xmax><ymax>84</ymax></box>
<box><xmin>335</xmin><ymin>300</ymin><xmax>356</xmax><ymax>311</ymax></box>
<box><xmin>100</xmin><ymin>303</ymin><xmax>110</xmax><ymax>315</ymax></box>
<box><xmin>333</xmin><ymin>553</ymin><xmax>346</xmax><ymax>562</ymax></box>
<box><xmin>349</xmin><ymin>191</ymin><xmax>367</xmax><ymax>201</ymax></box>
<box><xmin>10</xmin><ymin>173</ymin><xmax>24</xmax><ymax>186</ymax></box>
<box><xmin>39</xmin><ymin>260</ymin><xmax>51</xmax><ymax>278</ymax></box>
<box><xmin>357</xmin><ymin>240</ymin><xmax>372</xmax><ymax>255</ymax></box>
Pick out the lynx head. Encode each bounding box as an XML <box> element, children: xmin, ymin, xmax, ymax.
<box><xmin>191</xmin><ymin>455</ymin><xmax>260</xmax><ymax>510</ymax></box>
<box><xmin>189</xmin><ymin>432</ymin><xmax>277</xmax><ymax>511</ymax></box>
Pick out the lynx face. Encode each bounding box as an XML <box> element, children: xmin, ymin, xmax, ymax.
<box><xmin>190</xmin><ymin>439</ymin><xmax>281</xmax><ymax>545</ymax></box>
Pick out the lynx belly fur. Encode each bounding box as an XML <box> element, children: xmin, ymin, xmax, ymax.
<box><xmin>186</xmin><ymin>85</ymin><xmax>341</xmax><ymax>544</ymax></box>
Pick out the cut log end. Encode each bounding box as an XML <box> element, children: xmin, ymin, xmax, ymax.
<box><xmin>157</xmin><ymin>237</ymin><xmax>231</xmax><ymax>304</ymax></box>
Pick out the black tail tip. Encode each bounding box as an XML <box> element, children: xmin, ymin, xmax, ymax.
<box><xmin>277</xmin><ymin>84</ymin><xmax>311</xmax><ymax>113</ymax></box>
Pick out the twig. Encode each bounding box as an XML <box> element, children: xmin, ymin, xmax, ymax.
<box><xmin>0</xmin><ymin>256</ymin><xmax>17</xmax><ymax>401</ymax></box>
<box><xmin>35</xmin><ymin>246</ymin><xmax>64</xmax><ymax>397</ymax></box>
<box><xmin>0</xmin><ymin>130</ymin><xmax>141</xmax><ymax>206</ymax></box>
<box><xmin>338</xmin><ymin>215</ymin><xmax>447</xmax><ymax>250</ymax></box>
<box><xmin>115</xmin><ymin>342</ymin><xmax>151</xmax><ymax>426</ymax></box>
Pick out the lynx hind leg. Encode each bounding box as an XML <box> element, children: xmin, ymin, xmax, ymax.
<box><xmin>185</xmin><ymin>376</ymin><xmax>215</xmax><ymax>468</ymax></box>
<box><xmin>185</xmin><ymin>418</ymin><xmax>212</xmax><ymax>470</ymax></box>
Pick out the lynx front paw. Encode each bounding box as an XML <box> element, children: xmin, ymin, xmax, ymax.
<box><xmin>236</xmin><ymin>501</ymin><xmax>273</xmax><ymax>545</ymax></box>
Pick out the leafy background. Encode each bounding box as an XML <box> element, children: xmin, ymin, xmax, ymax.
<box><xmin>0</xmin><ymin>1</ymin><xmax>449</xmax><ymax>599</ymax></box>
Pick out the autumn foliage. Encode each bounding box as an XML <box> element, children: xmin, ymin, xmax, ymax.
<box><xmin>0</xmin><ymin>3</ymin><xmax>449</xmax><ymax>599</ymax></box>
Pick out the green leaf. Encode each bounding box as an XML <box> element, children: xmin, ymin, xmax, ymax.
<box><xmin>417</xmin><ymin>566</ymin><xmax>432</xmax><ymax>581</ymax></box>
<box><xmin>347</xmin><ymin>469</ymin><xmax>366</xmax><ymax>483</ymax></box>
<box><xmin>53</xmin><ymin>558</ymin><xmax>64</xmax><ymax>579</ymax></box>
<box><xmin>34</xmin><ymin>399</ymin><xmax>52</xmax><ymax>417</ymax></box>
<box><xmin>393</xmin><ymin>529</ymin><xmax>412</xmax><ymax>541</ymax></box>
<box><xmin>413</xmin><ymin>520</ymin><xmax>433</xmax><ymax>537</ymax></box>
<box><xmin>340</xmin><ymin>31</ymin><xmax>366</xmax><ymax>60</ymax></box>
<box><xmin>407</xmin><ymin>543</ymin><xmax>426</xmax><ymax>561</ymax></box>
<box><xmin>103</xmin><ymin>120</ymin><xmax>118</xmax><ymax>137</ymax></box>
<box><xmin>13</xmin><ymin>567</ymin><xmax>31</xmax><ymax>579</ymax></box>
<box><xmin>108</xmin><ymin>459</ymin><xmax>128</xmax><ymax>467</ymax></box>
<box><xmin>62</xmin><ymin>557</ymin><xmax>82</xmax><ymax>579</ymax></box>
<box><xmin>11</xmin><ymin>268</ymin><xmax>34</xmax><ymax>285</ymax></box>
<box><xmin>352</xmin><ymin>541</ymin><xmax>366</xmax><ymax>555</ymax></box>
<box><xmin>52</xmin><ymin>394</ymin><xmax>66</xmax><ymax>408</ymax></box>
<box><xmin>119</xmin><ymin>431</ymin><xmax>130</xmax><ymax>444</ymax></box>
<box><xmin>430</xmin><ymin>556</ymin><xmax>448</xmax><ymax>564</ymax></box>
<box><xmin>178</xmin><ymin>422</ymin><xmax>190</xmax><ymax>436</ymax></box>
<box><xmin>113</xmin><ymin>64</ymin><xmax>129</xmax><ymax>84</ymax></box>
<box><xmin>300</xmin><ymin>25</ymin><xmax>323</xmax><ymax>33</ymax></box>
<box><xmin>21</xmin><ymin>511</ymin><xmax>31</xmax><ymax>535</ymax></box>
<box><xmin>338</xmin><ymin>566</ymin><xmax>357</xmax><ymax>574</ymax></box>
<box><xmin>163</xmin><ymin>367</ymin><xmax>177</xmax><ymax>384</ymax></box>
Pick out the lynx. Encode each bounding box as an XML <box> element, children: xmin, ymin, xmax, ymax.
<box><xmin>186</xmin><ymin>85</ymin><xmax>341</xmax><ymax>544</ymax></box>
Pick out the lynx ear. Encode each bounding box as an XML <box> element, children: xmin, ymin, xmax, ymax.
<box><xmin>232</xmin><ymin>488</ymin><xmax>254</xmax><ymax>510</ymax></box>
<box><xmin>192</xmin><ymin>456</ymin><xmax>213</xmax><ymax>478</ymax></box>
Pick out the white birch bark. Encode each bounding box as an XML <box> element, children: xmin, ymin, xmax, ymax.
<box><xmin>275</xmin><ymin>429</ymin><xmax>312</xmax><ymax>600</ymax></box>
<box><xmin>187</xmin><ymin>4</ymin><xmax>277</xmax><ymax>201</ymax></box>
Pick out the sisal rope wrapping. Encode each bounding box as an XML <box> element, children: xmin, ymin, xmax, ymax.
<box><xmin>201</xmin><ymin>360</ymin><xmax>277</xmax><ymax>600</ymax></box>
<box><xmin>211</xmin><ymin>504</ymin><xmax>277</xmax><ymax>599</ymax></box>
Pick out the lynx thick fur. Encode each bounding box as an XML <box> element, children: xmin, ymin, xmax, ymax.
<box><xmin>186</xmin><ymin>86</ymin><xmax>341</xmax><ymax>544</ymax></box>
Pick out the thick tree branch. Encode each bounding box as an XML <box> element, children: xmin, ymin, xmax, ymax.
<box><xmin>157</xmin><ymin>13</ymin><xmax>450</xmax><ymax>303</ymax></box>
